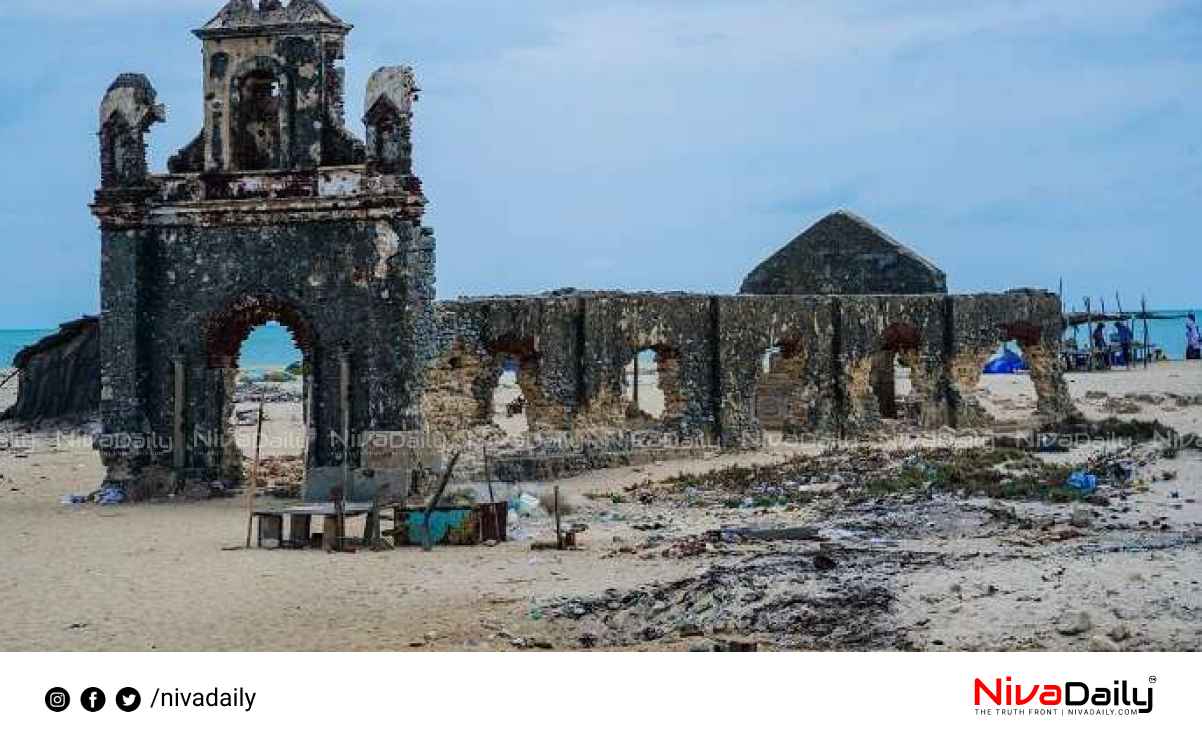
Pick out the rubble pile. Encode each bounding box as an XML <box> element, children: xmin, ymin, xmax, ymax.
<box><xmin>543</xmin><ymin>547</ymin><xmax>943</xmax><ymax>650</ymax></box>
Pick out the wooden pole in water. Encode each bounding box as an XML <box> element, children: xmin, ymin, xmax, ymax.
<box><xmin>1115</xmin><ymin>292</ymin><xmax>1127</xmax><ymax>369</ymax></box>
<box><xmin>1142</xmin><ymin>295</ymin><xmax>1151</xmax><ymax>369</ymax></box>
<box><xmin>1058</xmin><ymin>278</ymin><xmax>1065</xmax><ymax>370</ymax></box>
<box><xmin>244</xmin><ymin>395</ymin><xmax>265</xmax><ymax>549</ymax></box>
<box><xmin>1085</xmin><ymin>297</ymin><xmax>1095</xmax><ymax>371</ymax></box>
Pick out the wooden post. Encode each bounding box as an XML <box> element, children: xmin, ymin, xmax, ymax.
<box><xmin>244</xmin><ymin>396</ymin><xmax>265</xmax><ymax>549</ymax></box>
<box><xmin>422</xmin><ymin>451</ymin><xmax>461</xmax><ymax>552</ymax></box>
<box><xmin>1057</xmin><ymin>278</ymin><xmax>1065</xmax><ymax>371</ymax></box>
<box><xmin>1115</xmin><ymin>292</ymin><xmax>1128</xmax><ymax>369</ymax></box>
<box><xmin>554</xmin><ymin>486</ymin><xmax>563</xmax><ymax>551</ymax></box>
<box><xmin>173</xmin><ymin>356</ymin><xmax>187</xmax><ymax>477</ymax></box>
<box><xmin>483</xmin><ymin>444</ymin><xmax>503</xmax><ymax>541</ymax></box>
<box><xmin>1085</xmin><ymin>297</ymin><xmax>1095</xmax><ymax>371</ymax></box>
<box><xmin>1142</xmin><ymin>295</ymin><xmax>1151</xmax><ymax>369</ymax></box>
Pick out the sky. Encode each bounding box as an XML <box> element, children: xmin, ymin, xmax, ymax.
<box><xmin>0</xmin><ymin>0</ymin><xmax>1198</xmax><ymax>328</ymax></box>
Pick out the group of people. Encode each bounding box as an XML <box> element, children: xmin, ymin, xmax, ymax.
<box><xmin>1083</xmin><ymin>313</ymin><xmax>1200</xmax><ymax>366</ymax></box>
<box><xmin>1091</xmin><ymin>319</ymin><xmax>1137</xmax><ymax>367</ymax></box>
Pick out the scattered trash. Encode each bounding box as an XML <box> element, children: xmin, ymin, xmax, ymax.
<box><xmin>96</xmin><ymin>487</ymin><xmax>127</xmax><ymax>506</ymax></box>
<box><xmin>1066</xmin><ymin>472</ymin><xmax>1098</xmax><ymax>494</ymax></box>
<box><xmin>512</xmin><ymin>493</ymin><xmax>547</xmax><ymax>519</ymax></box>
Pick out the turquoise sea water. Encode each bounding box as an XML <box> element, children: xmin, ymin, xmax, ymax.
<box><xmin>3</xmin><ymin>313</ymin><xmax>1198</xmax><ymax>368</ymax></box>
<box><xmin>1</xmin><ymin>323</ymin><xmax>303</xmax><ymax>369</ymax></box>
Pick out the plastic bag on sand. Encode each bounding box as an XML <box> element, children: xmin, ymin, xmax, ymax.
<box><xmin>97</xmin><ymin>487</ymin><xmax>127</xmax><ymax>506</ymax></box>
<box><xmin>512</xmin><ymin>493</ymin><xmax>547</xmax><ymax>519</ymax></box>
<box><xmin>60</xmin><ymin>494</ymin><xmax>88</xmax><ymax>505</ymax></box>
<box><xmin>507</xmin><ymin>510</ymin><xmax>534</xmax><ymax>541</ymax></box>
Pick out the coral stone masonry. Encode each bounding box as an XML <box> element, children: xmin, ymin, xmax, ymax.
<box><xmin>85</xmin><ymin>1</ymin><xmax>1074</xmax><ymax>497</ymax></box>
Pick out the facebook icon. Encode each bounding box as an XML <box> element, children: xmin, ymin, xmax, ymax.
<box><xmin>81</xmin><ymin>688</ymin><xmax>106</xmax><ymax>712</ymax></box>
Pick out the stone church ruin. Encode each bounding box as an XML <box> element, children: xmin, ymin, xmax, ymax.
<box><xmin>7</xmin><ymin>1</ymin><xmax>1076</xmax><ymax>499</ymax></box>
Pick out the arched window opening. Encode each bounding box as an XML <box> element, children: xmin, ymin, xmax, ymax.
<box><xmin>233</xmin><ymin>71</ymin><xmax>283</xmax><ymax>171</ymax></box>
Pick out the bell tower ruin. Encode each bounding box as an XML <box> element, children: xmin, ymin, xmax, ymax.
<box><xmin>92</xmin><ymin>0</ymin><xmax>435</xmax><ymax>498</ymax></box>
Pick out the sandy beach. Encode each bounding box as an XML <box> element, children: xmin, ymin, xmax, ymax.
<box><xmin>2</xmin><ymin>362</ymin><xmax>1200</xmax><ymax>651</ymax></box>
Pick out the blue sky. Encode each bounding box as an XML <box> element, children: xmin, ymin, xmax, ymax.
<box><xmin>0</xmin><ymin>0</ymin><xmax>1198</xmax><ymax>328</ymax></box>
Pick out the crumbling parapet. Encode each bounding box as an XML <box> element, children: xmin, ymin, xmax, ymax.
<box><xmin>365</xmin><ymin>66</ymin><xmax>418</xmax><ymax>175</ymax></box>
<box><xmin>98</xmin><ymin>74</ymin><xmax>166</xmax><ymax>191</ymax></box>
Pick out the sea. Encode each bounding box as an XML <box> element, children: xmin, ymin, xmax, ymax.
<box><xmin>2</xmin><ymin>313</ymin><xmax>1198</xmax><ymax>369</ymax></box>
<box><xmin>1</xmin><ymin>323</ymin><xmax>303</xmax><ymax>370</ymax></box>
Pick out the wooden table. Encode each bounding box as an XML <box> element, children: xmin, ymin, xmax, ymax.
<box><xmin>253</xmin><ymin>504</ymin><xmax>374</xmax><ymax>550</ymax></box>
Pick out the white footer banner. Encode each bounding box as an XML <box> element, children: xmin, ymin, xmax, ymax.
<box><xmin>0</xmin><ymin>653</ymin><xmax>1192</xmax><ymax>740</ymax></box>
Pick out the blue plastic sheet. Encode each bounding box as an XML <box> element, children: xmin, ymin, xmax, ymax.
<box><xmin>1066</xmin><ymin>472</ymin><xmax>1098</xmax><ymax>493</ymax></box>
<box><xmin>983</xmin><ymin>349</ymin><xmax>1029</xmax><ymax>375</ymax></box>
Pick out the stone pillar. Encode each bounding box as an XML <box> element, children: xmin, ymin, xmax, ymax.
<box><xmin>172</xmin><ymin>355</ymin><xmax>187</xmax><ymax>476</ymax></box>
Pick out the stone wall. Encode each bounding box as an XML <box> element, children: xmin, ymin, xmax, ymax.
<box><xmin>421</xmin><ymin>289</ymin><xmax>1075</xmax><ymax>460</ymax></box>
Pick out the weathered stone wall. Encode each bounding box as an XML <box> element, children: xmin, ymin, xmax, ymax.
<box><xmin>422</xmin><ymin>289</ymin><xmax>1072</xmax><ymax>458</ymax></box>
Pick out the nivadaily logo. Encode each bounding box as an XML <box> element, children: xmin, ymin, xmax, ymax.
<box><xmin>974</xmin><ymin>676</ymin><xmax>1155</xmax><ymax>716</ymax></box>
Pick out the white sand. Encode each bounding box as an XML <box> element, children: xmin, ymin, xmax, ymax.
<box><xmin>1</xmin><ymin>362</ymin><xmax>1200</xmax><ymax>651</ymax></box>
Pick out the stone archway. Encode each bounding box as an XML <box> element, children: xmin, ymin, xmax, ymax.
<box><xmin>200</xmin><ymin>294</ymin><xmax>319</xmax><ymax>480</ymax></box>
<box><xmin>483</xmin><ymin>336</ymin><xmax>560</xmax><ymax>435</ymax></box>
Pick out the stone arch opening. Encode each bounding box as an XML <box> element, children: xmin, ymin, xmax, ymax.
<box><xmin>977</xmin><ymin>322</ymin><xmax>1053</xmax><ymax>425</ymax></box>
<box><xmin>870</xmin><ymin>323</ymin><xmax>922</xmax><ymax>422</ymax></box>
<box><xmin>623</xmin><ymin>345</ymin><xmax>680</xmax><ymax>426</ymax></box>
<box><xmin>202</xmin><ymin>295</ymin><xmax>317</xmax><ymax>479</ymax></box>
<box><xmin>753</xmin><ymin>339</ymin><xmax>808</xmax><ymax>433</ymax></box>
<box><xmin>230</xmin><ymin>62</ymin><xmax>291</xmax><ymax>171</ymax></box>
<box><xmin>484</xmin><ymin>336</ymin><xmax>542</xmax><ymax>439</ymax></box>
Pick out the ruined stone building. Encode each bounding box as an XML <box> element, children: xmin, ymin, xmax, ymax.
<box><xmin>91</xmin><ymin>1</ymin><xmax>434</xmax><ymax>497</ymax></box>
<box><xmin>17</xmin><ymin>0</ymin><xmax>1075</xmax><ymax>497</ymax></box>
<box><xmin>1</xmin><ymin>317</ymin><xmax>100</xmax><ymax>423</ymax></box>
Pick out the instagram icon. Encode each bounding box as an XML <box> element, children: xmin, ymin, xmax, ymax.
<box><xmin>45</xmin><ymin>688</ymin><xmax>70</xmax><ymax>712</ymax></box>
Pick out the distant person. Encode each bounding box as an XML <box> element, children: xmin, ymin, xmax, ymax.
<box><xmin>1188</xmin><ymin>313</ymin><xmax>1201</xmax><ymax>361</ymax></box>
<box><xmin>1116</xmin><ymin>320</ymin><xmax>1134</xmax><ymax>366</ymax></box>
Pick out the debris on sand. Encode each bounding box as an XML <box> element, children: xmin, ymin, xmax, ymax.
<box><xmin>540</xmin><ymin>547</ymin><xmax>945</xmax><ymax>650</ymax></box>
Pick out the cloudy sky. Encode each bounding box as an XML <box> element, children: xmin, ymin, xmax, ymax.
<box><xmin>0</xmin><ymin>0</ymin><xmax>1198</xmax><ymax>327</ymax></box>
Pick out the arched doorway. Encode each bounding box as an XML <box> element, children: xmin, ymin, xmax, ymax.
<box><xmin>484</xmin><ymin>336</ymin><xmax>543</xmax><ymax>441</ymax></box>
<box><xmin>202</xmin><ymin>295</ymin><xmax>317</xmax><ymax>483</ymax></box>
<box><xmin>867</xmin><ymin>323</ymin><xmax>923</xmax><ymax>423</ymax></box>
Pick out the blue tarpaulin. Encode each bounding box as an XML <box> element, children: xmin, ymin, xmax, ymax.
<box><xmin>983</xmin><ymin>349</ymin><xmax>1029</xmax><ymax>375</ymax></box>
